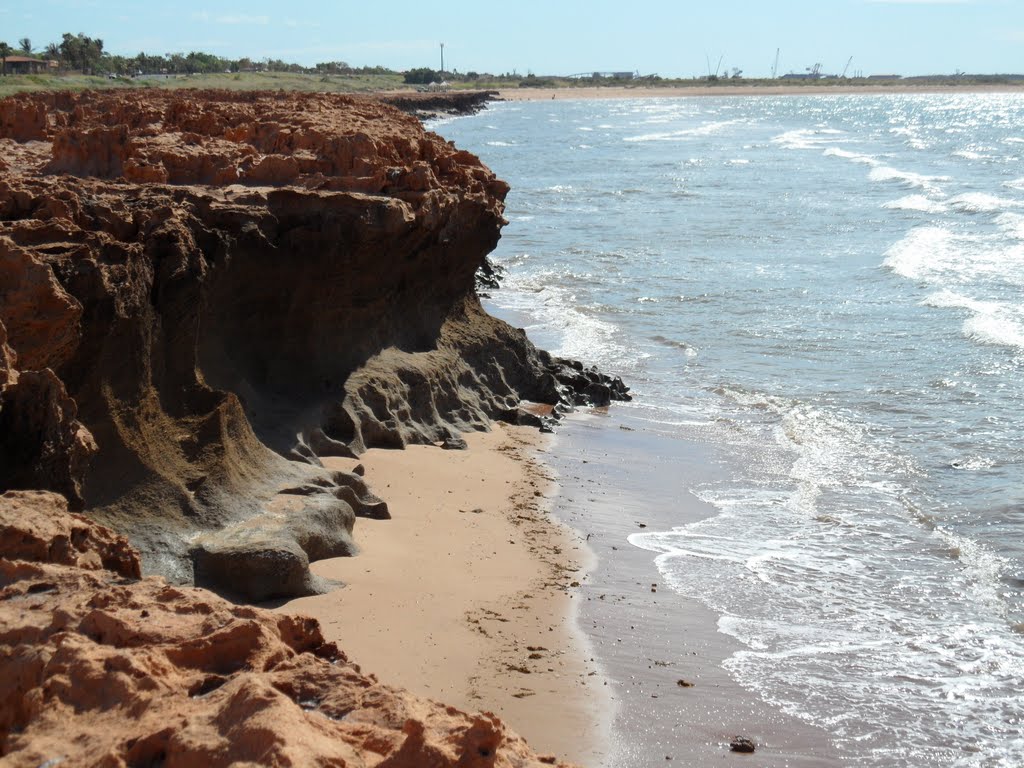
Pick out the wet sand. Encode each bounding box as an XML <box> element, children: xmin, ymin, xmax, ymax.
<box><xmin>548</xmin><ymin>410</ymin><xmax>842</xmax><ymax>766</ymax></box>
<box><xmin>280</xmin><ymin>423</ymin><xmax>611</xmax><ymax>766</ymax></box>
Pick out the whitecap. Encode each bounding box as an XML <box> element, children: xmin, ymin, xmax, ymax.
<box><xmin>923</xmin><ymin>289</ymin><xmax>1024</xmax><ymax>351</ymax></box>
<box><xmin>952</xmin><ymin>149</ymin><xmax>989</xmax><ymax>161</ymax></box>
<box><xmin>823</xmin><ymin>147</ymin><xmax>882</xmax><ymax>167</ymax></box>
<box><xmin>869</xmin><ymin>166</ymin><xmax>950</xmax><ymax>192</ymax></box>
<box><xmin>964</xmin><ymin>312</ymin><xmax>1024</xmax><ymax>350</ymax></box>
<box><xmin>625</xmin><ymin>119</ymin><xmax>743</xmax><ymax>143</ymax></box>
<box><xmin>882</xmin><ymin>226</ymin><xmax>955</xmax><ymax>279</ymax></box>
<box><xmin>948</xmin><ymin>192</ymin><xmax>1020</xmax><ymax>214</ymax></box>
<box><xmin>882</xmin><ymin>195</ymin><xmax>947</xmax><ymax>214</ymax></box>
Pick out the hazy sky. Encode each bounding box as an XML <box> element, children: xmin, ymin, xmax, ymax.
<box><xmin>3</xmin><ymin>0</ymin><xmax>1022</xmax><ymax>77</ymax></box>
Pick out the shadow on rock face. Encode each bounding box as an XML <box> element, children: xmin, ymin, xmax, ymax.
<box><xmin>0</xmin><ymin>88</ymin><xmax>627</xmax><ymax>603</ymax></box>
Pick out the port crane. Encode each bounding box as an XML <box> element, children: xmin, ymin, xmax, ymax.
<box><xmin>841</xmin><ymin>56</ymin><xmax>853</xmax><ymax>78</ymax></box>
<box><xmin>771</xmin><ymin>48</ymin><xmax>780</xmax><ymax>79</ymax></box>
<box><xmin>705</xmin><ymin>53</ymin><xmax>724</xmax><ymax>78</ymax></box>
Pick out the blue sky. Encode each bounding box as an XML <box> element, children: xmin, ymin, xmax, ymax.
<box><xmin>2</xmin><ymin>0</ymin><xmax>1021</xmax><ymax>77</ymax></box>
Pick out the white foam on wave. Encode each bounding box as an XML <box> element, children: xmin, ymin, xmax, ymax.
<box><xmin>624</xmin><ymin>118</ymin><xmax>744</xmax><ymax>143</ymax></box>
<box><xmin>490</xmin><ymin>267</ymin><xmax>630</xmax><ymax>371</ymax></box>
<box><xmin>823</xmin><ymin>147</ymin><xmax>881</xmax><ymax>166</ymax></box>
<box><xmin>924</xmin><ymin>289</ymin><xmax>1024</xmax><ymax>352</ymax></box>
<box><xmin>884</xmin><ymin>225</ymin><xmax>1024</xmax><ymax>287</ymax></box>
<box><xmin>882</xmin><ymin>195</ymin><xmax>947</xmax><ymax>214</ymax></box>
<box><xmin>1003</xmin><ymin>177</ymin><xmax>1024</xmax><ymax>192</ymax></box>
<box><xmin>953</xmin><ymin>149</ymin><xmax>990</xmax><ymax>161</ymax></box>
<box><xmin>485</xmin><ymin>140</ymin><xmax>514</xmax><ymax>147</ymax></box>
<box><xmin>964</xmin><ymin>313</ymin><xmax>1024</xmax><ymax>350</ymax></box>
<box><xmin>948</xmin><ymin>192</ymin><xmax>1021</xmax><ymax>214</ymax></box>
<box><xmin>628</xmin><ymin>389</ymin><xmax>1024</xmax><ymax>764</ymax></box>
<box><xmin>771</xmin><ymin>128</ymin><xmax>846</xmax><ymax>150</ymax></box>
<box><xmin>882</xmin><ymin>226</ymin><xmax>956</xmax><ymax>279</ymax></box>
<box><xmin>869</xmin><ymin>166</ymin><xmax>950</xmax><ymax>192</ymax></box>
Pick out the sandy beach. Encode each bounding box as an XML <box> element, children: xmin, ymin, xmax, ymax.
<box><xmin>497</xmin><ymin>83</ymin><xmax>1024</xmax><ymax>101</ymax></box>
<box><xmin>280</xmin><ymin>423</ymin><xmax>611</xmax><ymax>766</ymax></box>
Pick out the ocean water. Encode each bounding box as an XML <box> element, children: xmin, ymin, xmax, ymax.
<box><xmin>436</xmin><ymin>94</ymin><xmax>1024</xmax><ymax>766</ymax></box>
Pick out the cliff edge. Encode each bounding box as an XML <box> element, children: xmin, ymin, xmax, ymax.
<box><xmin>0</xmin><ymin>89</ymin><xmax>626</xmax><ymax>600</ymax></box>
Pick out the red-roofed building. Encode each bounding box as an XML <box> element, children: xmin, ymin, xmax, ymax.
<box><xmin>2</xmin><ymin>56</ymin><xmax>50</xmax><ymax>75</ymax></box>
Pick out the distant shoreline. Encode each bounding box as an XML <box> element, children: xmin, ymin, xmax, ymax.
<box><xmin>497</xmin><ymin>83</ymin><xmax>1024</xmax><ymax>101</ymax></box>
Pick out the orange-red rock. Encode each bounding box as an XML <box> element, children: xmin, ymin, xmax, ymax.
<box><xmin>0</xmin><ymin>491</ymin><xmax>576</xmax><ymax>767</ymax></box>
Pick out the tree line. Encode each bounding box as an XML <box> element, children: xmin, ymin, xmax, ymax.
<box><xmin>0</xmin><ymin>31</ymin><xmax>522</xmax><ymax>83</ymax></box>
<box><xmin>0</xmin><ymin>32</ymin><xmax>395</xmax><ymax>77</ymax></box>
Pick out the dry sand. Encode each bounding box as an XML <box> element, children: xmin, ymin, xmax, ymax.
<box><xmin>280</xmin><ymin>423</ymin><xmax>611</xmax><ymax>766</ymax></box>
<box><xmin>498</xmin><ymin>83</ymin><xmax>1024</xmax><ymax>101</ymax></box>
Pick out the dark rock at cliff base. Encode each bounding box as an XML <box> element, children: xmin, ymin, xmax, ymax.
<box><xmin>442</xmin><ymin>433</ymin><xmax>469</xmax><ymax>450</ymax></box>
<box><xmin>381</xmin><ymin>90</ymin><xmax>498</xmax><ymax>119</ymax></box>
<box><xmin>476</xmin><ymin>255</ymin><xmax>507</xmax><ymax>294</ymax></box>
<box><xmin>191</xmin><ymin>489</ymin><xmax>356</xmax><ymax>601</ymax></box>
<box><xmin>543</xmin><ymin>354</ymin><xmax>632</xmax><ymax>407</ymax></box>
<box><xmin>192</xmin><ymin>535</ymin><xmax>321</xmax><ymax>601</ymax></box>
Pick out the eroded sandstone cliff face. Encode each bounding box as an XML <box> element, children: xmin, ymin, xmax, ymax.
<box><xmin>0</xmin><ymin>490</ymin><xmax>576</xmax><ymax>767</ymax></box>
<box><xmin>0</xmin><ymin>89</ymin><xmax>626</xmax><ymax>599</ymax></box>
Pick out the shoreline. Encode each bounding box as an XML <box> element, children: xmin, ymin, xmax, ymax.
<box><xmin>497</xmin><ymin>83</ymin><xmax>1024</xmax><ymax>101</ymax></box>
<box><xmin>549</xmin><ymin>410</ymin><xmax>843</xmax><ymax>766</ymax></box>
<box><xmin>279</xmin><ymin>423</ymin><xmax>612</xmax><ymax>766</ymax></box>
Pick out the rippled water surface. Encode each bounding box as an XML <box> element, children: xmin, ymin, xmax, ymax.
<box><xmin>437</xmin><ymin>94</ymin><xmax>1024</xmax><ymax>766</ymax></box>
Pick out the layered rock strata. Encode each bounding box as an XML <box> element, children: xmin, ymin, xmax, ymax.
<box><xmin>0</xmin><ymin>490</ymin><xmax>576</xmax><ymax>767</ymax></box>
<box><xmin>0</xmin><ymin>89</ymin><xmax>627</xmax><ymax>598</ymax></box>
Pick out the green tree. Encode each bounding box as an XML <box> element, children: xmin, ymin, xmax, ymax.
<box><xmin>403</xmin><ymin>67</ymin><xmax>439</xmax><ymax>84</ymax></box>
<box><xmin>0</xmin><ymin>42</ymin><xmax>11</xmax><ymax>76</ymax></box>
<box><xmin>18</xmin><ymin>38</ymin><xmax>31</xmax><ymax>55</ymax></box>
<box><xmin>59</xmin><ymin>33</ymin><xmax>104</xmax><ymax>73</ymax></box>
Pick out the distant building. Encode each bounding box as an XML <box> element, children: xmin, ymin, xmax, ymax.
<box><xmin>3</xmin><ymin>56</ymin><xmax>49</xmax><ymax>75</ymax></box>
<box><xmin>867</xmin><ymin>74</ymin><xmax>903</xmax><ymax>81</ymax></box>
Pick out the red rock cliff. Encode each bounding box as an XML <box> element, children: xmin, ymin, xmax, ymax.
<box><xmin>0</xmin><ymin>89</ymin><xmax>605</xmax><ymax>599</ymax></box>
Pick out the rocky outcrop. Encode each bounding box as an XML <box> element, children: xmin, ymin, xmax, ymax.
<box><xmin>380</xmin><ymin>90</ymin><xmax>498</xmax><ymax>120</ymax></box>
<box><xmin>0</xmin><ymin>88</ymin><xmax>626</xmax><ymax>597</ymax></box>
<box><xmin>0</xmin><ymin>490</ymin><xmax>577</xmax><ymax>767</ymax></box>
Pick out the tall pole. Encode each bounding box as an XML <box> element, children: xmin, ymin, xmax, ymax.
<box><xmin>440</xmin><ymin>43</ymin><xmax>445</xmax><ymax>75</ymax></box>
